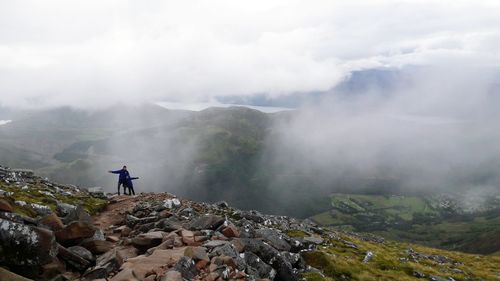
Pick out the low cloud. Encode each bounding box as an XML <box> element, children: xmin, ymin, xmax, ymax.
<box><xmin>1</xmin><ymin>1</ymin><xmax>500</xmax><ymax>108</ymax></box>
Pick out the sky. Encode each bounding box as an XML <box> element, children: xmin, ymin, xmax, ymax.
<box><xmin>1</xmin><ymin>0</ymin><xmax>500</xmax><ymax>108</ymax></box>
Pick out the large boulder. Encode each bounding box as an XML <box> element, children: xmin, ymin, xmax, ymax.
<box><xmin>131</xmin><ymin>231</ymin><xmax>166</xmax><ymax>251</ymax></box>
<box><xmin>61</xmin><ymin>205</ymin><xmax>92</xmax><ymax>224</ymax></box>
<box><xmin>173</xmin><ymin>257</ymin><xmax>198</xmax><ymax>280</ymax></box>
<box><xmin>189</xmin><ymin>215</ymin><xmax>225</xmax><ymax>231</ymax></box>
<box><xmin>244</xmin><ymin>251</ymin><xmax>276</xmax><ymax>280</ymax></box>
<box><xmin>58</xmin><ymin>245</ymin><xmax>92</xmax><ymax>271</ymax></box>
<box><xmin>255</xmin><ymin>228</ymin><xmax>291</xmax><ymax>251</ymax></box>
<box><xmin>80</xmin><ymin>240</ymin><xmax>114</xmax><ymax>254</ymax></box>
<box><xmin>39</xmin><ymin>213</ymin><xmax>64</xmax><ymax>231</ymax></box>
<box><xmin>55</xmin><ymin>221</ymin><xmax>96</xmax><ymax>245</ymax></box>
<box><xmin>0</xmin><ymin>218</ymin><xmax>58</xmax><ymax>266</ymax></box>
<box><xmin>120</xmin><ymin>247</ymin><xmax>187</xmax><ymax>279</ymax></box>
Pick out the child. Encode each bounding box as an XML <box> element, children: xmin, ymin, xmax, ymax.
<box><xmin>124</xmin><ymin>176</ymin><xmax>139</xmax><ymax>195</ymax></box>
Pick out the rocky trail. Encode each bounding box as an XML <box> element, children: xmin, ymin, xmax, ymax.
<box><xmin>1</xmin><ymin>165</ymin><xmax>499</xmax><ymax>281</ymax></box>
<box><xmin>0</xmin><ymin>166</ymin><xmax>324</xmax><ymax>281</ymax></box>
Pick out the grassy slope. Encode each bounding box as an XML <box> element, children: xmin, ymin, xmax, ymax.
<box><xmin>311</xmin><ymin>194</ymin><xmax>500</xmax><ymax>255</ymax></box>
<box><xmin>0</xmin><ymin>180</ymin><xmax>107</xmax><ymax>217</ymax></box>
<box><xmin>299</xmin><ymin>230</ymin><xmax>500</xmax><ymax>281</ymax></box>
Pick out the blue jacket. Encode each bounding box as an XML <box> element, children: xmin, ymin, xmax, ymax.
<box><xmin>110</xmin><ymin>169</ymin><xmax>130</xmax><ymax>182</ymax></box>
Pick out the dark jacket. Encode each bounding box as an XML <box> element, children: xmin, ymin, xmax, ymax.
<box><xmin>110</xmin><ymin>169</ymin><xmax>130</xmax><ymax>182</ymax></box>
<box><xmin>125</xmin><ymin>177</ymin><xmax>139</xmax><ymax>188</ymax></box>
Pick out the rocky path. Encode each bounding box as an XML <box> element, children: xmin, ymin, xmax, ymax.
<box><xmin>92</xmin><ymin>195</ymin><xmax>137</xmax><ymax>235</ymax></box>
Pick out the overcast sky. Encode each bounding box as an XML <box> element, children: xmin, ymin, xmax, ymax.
<box><xmin>1</xmin><ymin>0</ymin><xmax>500</xmax><ymax>108</ymax></box>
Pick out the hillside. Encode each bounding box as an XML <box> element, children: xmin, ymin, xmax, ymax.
<box><xmin>0</xmin><ymin>105</ymin><xmax>331</xmax><ymax>218</ymax></box>
<box><xmin>310</xmin><ymin>193</ymin><xmax>500</xmax><ymax>255</ymax></box>
<box><xmin>0</xmin><ymin>165</ymin><xmax>499</xmax><ymax>280</ymax></box>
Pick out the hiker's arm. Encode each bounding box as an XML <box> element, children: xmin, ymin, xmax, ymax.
<box><xmin>109</xmin><ymin>170</ymin><xmax>121</xmax><ymax>174</ymax></box>
<box><xmin>130</xmin><ymin>177</ymin><xmax>139</xmax><ymax>180</ymax></box>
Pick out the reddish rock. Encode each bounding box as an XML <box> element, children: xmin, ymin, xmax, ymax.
<box><xmin>132</xmin><ymin>231</ymin><xmax>166</xmax><ymax>251</ymax></box>
<box><xmin>115</xmin><ymin>225</ymin><xmax>132</xmax><ymax>237</ymax></box>
<box><xmin>81</xmin><ymin>240</ymin><xmax>114</xmax><ymax>254</ymax></box>
<box><xmin>181</xmin><ymin>229</ymin><xmax>196</xmax><ymax>245</ymax></box>
<box><xmin>106</xmin><ymin>235</ymin><xmax>120</xmax><ymax>242</ymax></box>
<box><xmin>162</xmin><ymin>270</ymin><xmax>182</xmax><ymax>281</ymax></box>
<box><xmin>195</xmin><ymin>259</ymin><xmax>209</xmax><ymax>270</ymax></box>
<box><xmin>158</xmin><ymin>210</ymin><xmax>173</xmax><ymax>218</ymax></box>
<box><xmin>109</xmin><ymin>268</ymin><xmax>140</xmax><ymax>281</ymax></box>
<box><xmin>195</xmin><ymin>235</ymin><xmax>209</xmax><ymax>242</ymax></box>
<box><xmin>116</xmin><ymin>247</ymin><xmax>139</xmax><ymax>266</ymax></box>
<box><xmin>55</xmin><ymin>221</ymin><xmax>96</xmax><ymax>245</ymax></box>
<box><xmin>120</xmin><ymin>247</ymin><xmax>187</xmax><ymax>279</ymax></box>
<box><xmin>184</xmin><ymin>246</ymin><xmax>209</xmax><ymax>262</ymax></box>
<box><xmin>41</xmin><ymin>257</ymin><xmax>66</xmax><ymax>280</ymax></box>
<box><xmin>39</xmin><ymin>213</ymin><xmax>64</xmax><ymax>231</ymax></box>
<box><xmin>222</xmin><ymin>224</ymin><xmax>240</xmax><ymax>238</ymax></box>
<box><xmin>230</xmin><ymin>238</ymin><xmax>246</xmax><ymax>253</ymax></box>
<box><xmin>0</xmin><ymin>198</ymin><xmax>13</xmax><ymax>212</ymax></box>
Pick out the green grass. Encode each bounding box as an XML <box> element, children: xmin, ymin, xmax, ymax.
<box><xmin>311</xmin><ymin>193</ymin><xmax>500</xmax><ymax>255</ymax></box>
<box><xmin>0</xmin><ymin>180</ymin><xmax>108</xmax><ymax>217</ymax></box>
<box><xmin>301</xmin><ymin>230</ymin><xmax>500</xmax><ymax>281</ymax></box>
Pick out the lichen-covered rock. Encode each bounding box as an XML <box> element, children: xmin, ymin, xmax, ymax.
<box><xmin>0</xmin><ymin>218</ymin><xmax>58</xmax><ymax>266</ymax></box>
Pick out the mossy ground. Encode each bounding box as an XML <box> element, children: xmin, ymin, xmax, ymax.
<box><xmin>0</xmin><ymin>180</ymin><xmax>108</xmax><ymax>217</ymax></box>
<box><xmin>301</xmin><ymin>231</ymin><xmax>500</xmax><ymax>281</ymax></box>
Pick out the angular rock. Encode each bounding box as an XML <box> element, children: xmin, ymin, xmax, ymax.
<box><xmin>0</xmin><ymin>198</ymin><xmax>13</xmax><ymax>212</ymax></box>
<box><xmin>210</xmin><ymin>243</ymin><xmax>239</xmax><ymax>258</ymax></box>
<box><xmin>155</xmin><ymin>217</ymin><xmax>182</xmax><ymax>232</ymax></box>
<box><xmin>58</xmin><ymin>244</ymin><xmax>91</xmax><ymax>271</ymax></box>
<box><xmin>132</xmin><ymin>231</ymin><xmax>166</xmax><ymax>251</ymax></box>
<box><xmin>160</xmin><ymin>270</ymin><xmax>182</xmax><ymax>281</ymax></box>
<box><xmin>30</xmin><ymin>203</ymin><xmax>52</xmax><ymax>216</ymax></box>
<box><xmin>237</xmin><ymin>238</ymin><xmax>279</xmax><ymax>264</ymax></box>
<box><xmin>302</xmin><ymin>236</ymin><xmax>324</xmax><ymax>245</ymax></box>
<box><xmin>55</xmin><ymin>221</ymin><xmax>96</xmax><ymax>245</ymax></box>
<box><xmin>203</xmin><ymin>240</ymin><xmax>231</xmax><ymax>249</ymax></box>
<box><xmin>189</xmin><ymin>214</ymin><xmax>225</xmax><ymax>231</ymax></box>
<box><xmin>181</xmin><ymin>229</ymin><xmax>197</xmax><ymax>246</ymax></box>
<box><xmin>214</xmin><ymin>201</ymin><xmax>229</xmax><ymax>208</ymax></box>
<box><xmin>39</xmin><ymin>213</ymin><xmax>64</xmax><ymax>231</ymax></box>
<box><xmin>173</xmin><ymin>256</ymin><xmax>197</xmax><ymax>280</ymax></box>
<box><xmin>244</xmin><ymin>251</ymin><xmax>276</xmax><ymax>280</ymax></box>
<box><xmin>0</xmin><ymin>211</ymin><xmax>37</xmax><ymax>225</ymax></box>
<box><xmin>184</xmin><ymin>246</ymin><xmax>210</xmax><ymax>262</ymax></box>
<box><xmin>61</xmin><ymin>205</ymin><xmax>92</xmax><ymax>224</ymax></box>
<box><xmin>0</xmin><ymin>218</ymin><xmax>58</xmax><ymax>266</ymax></box>
<box><xmin>272</xmin><ymin>255</ymin><xmax>299</xmax><ymax>281</ymax></box>
<box><xmin>110</xmin><ymin>268</ymin><xmax>140</xmax><ymax>281</ymax></box>
<box><xmin>120</xmin><ymin>247</ymin><xmax>187</xmax><ymax>279</ymax></box>
<box><xmin>41</xmin><ymin>257</ymin><xmax>66</xmax><ymax>280</ymax></box>
<box><xmin>255</xmin><ymin>228</ymin><xmax>291</xmax><ymax>251</ymax></box>
<box><xmin>222</xmin><ymin>224</ymin><xmax>240</xmax><ymax>238</ymax></box>
<box><xmin>56</xmin><ymin>202</ymin><xmax>76</xmax><ymax>217</ymax></box>
<box><xmin>68</xmin><ymin>245</ymin><xmax>95</xmax><ymax>262</ymax></box>
<box><xmin>80</xmin><ymin>240</ymin><xmax>114</xmax><ymax>254</ymax></box>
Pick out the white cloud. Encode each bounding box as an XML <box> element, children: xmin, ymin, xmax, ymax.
<box><xmin>0</xmin><ymin>0</ymin><xmax>499</xmax><ymax>108</ymax></box>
